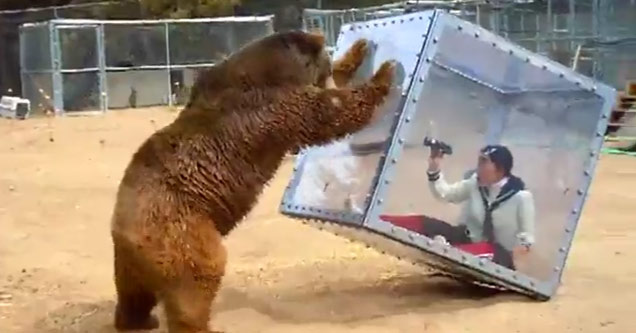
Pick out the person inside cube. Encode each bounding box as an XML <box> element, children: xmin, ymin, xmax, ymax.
<box><xmin>422</xmin><ymin>143</ymin><xmax>536</xmax><ymax>270</ymax></box>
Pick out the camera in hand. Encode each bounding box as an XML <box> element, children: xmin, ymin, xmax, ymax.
<box><xmin>423</xmin><ymin>136</ymin><xmax>453</xmax><ymax>156</ymax></box>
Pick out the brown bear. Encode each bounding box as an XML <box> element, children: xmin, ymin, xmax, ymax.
<box><xmin>110</xmin><ymin>30</ymin><xmax>395</xmax><ymax>333</ymax></box>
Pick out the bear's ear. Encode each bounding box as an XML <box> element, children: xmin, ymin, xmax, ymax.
<box><xmin>281</xmin><ymin>30</ymin><xmax>325</xmax><ymax>56</ymax></box>
<box><xmin>304</xmin><ymin>32</ymin><xmax>326</xmax><ymax>55</ymax></box>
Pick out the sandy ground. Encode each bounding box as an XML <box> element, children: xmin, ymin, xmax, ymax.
<box><xmin>1</xmin><ymin>107</ymin><xmax>635</xmax><ymax>333</ymax></box>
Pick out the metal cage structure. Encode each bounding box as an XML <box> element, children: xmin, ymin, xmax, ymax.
<box><xmin>303</xmin><ymin>1</ymin><xmax>636</xmax><ymax>91</ymax></box>
<box><xmin>281</xmin><ymin>9</ymin><xmax>616</xmax><ymax>300</ymax></box>
<box><xmin>19</xmin><ymin>16</ymin><xmax>274</xmax><ymax>115</ymax></box>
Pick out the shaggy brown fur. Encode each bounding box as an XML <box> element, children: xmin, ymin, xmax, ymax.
<box><xmin>110</xmin><ymin>31</ymin><xmax>394</xmax><ymax>333</ymax></box>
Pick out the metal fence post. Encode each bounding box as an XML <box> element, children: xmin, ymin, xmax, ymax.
<box><xmin>97</xmin><ymin>23</ymin><xmax>107</xmax><ymax>112</ymax></box>
<box><xmin>49</xmin><ymin>21</ymin><xmax>64</xmax><ymax>114</ymax></box>
<box><xmin>18</xmin><ymin>26</ymin><xmax>26</xmax><ymax>98</ymax></box>
<box><xmin>165</xmin><ymin>21</ymin><xmax>173</xmax><ymax>107</ymax></box>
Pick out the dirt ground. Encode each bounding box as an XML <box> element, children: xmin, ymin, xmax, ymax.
<box><xmin>1</xmin><ymin>107</ymin><xmax>635</xmax><ymax>333</ymax></box>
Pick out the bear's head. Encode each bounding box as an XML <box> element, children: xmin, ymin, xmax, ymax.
<box><xmin>188</xmin><ymin>31</ymin><xmax>335</xmax><ymax>108</ymax></box>
<box><xmin>224</xmin><ymin>30</ymin><xmax>335</xmax><ymax>89</ymax></box>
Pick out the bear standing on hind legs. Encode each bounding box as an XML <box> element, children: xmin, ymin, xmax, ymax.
<box><xmin>110</xmin><ymin>31</ymin><xmax>395</xmax><ymax>333</ymax></box>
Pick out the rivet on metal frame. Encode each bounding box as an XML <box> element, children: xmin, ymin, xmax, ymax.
<box><xmin>559</xmin><ymin>73</ymin><xmax>565</xmax><ymax>78</ymax></box>
<box><xmin>433</xmin><ymin>37</ymin><xmax>438</xmax><ymax>43</ymax></box>
<box><xmin>601</xmin><ymin>114</ymin><xmax>608</xmax><ymax>119</ymax></box>
<box><xmin>592</xmin><ymin>86</ymin><xmax>597</xmax><ymax>92</ymax></box>
<box><xmin>419</xmin><ymin>76</ymin><xmax>425</xmax><ymax>83</ymax></box>
<box><xmin>293</xmin><ymin>167</ymin><xmax>297</xmax><ymax>172</ymax></box>
<box><xmin>418</xmin><ymin>16</ymin><xmax>423</xmax><ymax>20</ymax></box>
<box><xmin>554</xmin><ymin>266</ymin><xmax>560</xmax><ymax>272</ymax></box>
<box><xmin>405</xmin><ymin>116</ymin><xmax>412</xmax><ymax>123</ymax></box>
<box><xmin>584</xmin><ymin>170</ymin><xmax>590</xmax><ymax>176</ymax></box>
<box><xmin>530</xmin><ymin>281</ymin><xmax>535</xmax><ymax>287</ymax></box>
<box><xmin>577</xmin><ymin>189</ymin><xmax>584</xmax><ymax>195</ymax></box>
<box><xmin>366</xmin><ymin>24</ymin><xmax>370</xmax><ymax>28</ymax></box>
<box><xmin>377</xmin><ymin>198</ymin><xmax>383</xmax><ymax>205</ymax></box>
<box><xmin>287</xmin><ymin>204</ymin><xmax>291</xmax><ymax>209</ymax></box>
<box><xmin>391</xmin><ymin>20</ymin><xmax>396</xmax><ymax>24</ymax></box>
<box><xmin>409</xmin><ymin>17</ymin><xmax>414</xmax><ymax>22</ymax></box>
<box><xmin>443</xmin><ymin>247</ymin><xmax>449</xmax><ymax>253</ymax></box>
<box><xmin>398</xmin><ymin>138</ymin><xmax>404</xmax><ymax>144</ymax></box>
<box><xmin>474</xmin><ymin>32</ymin><xmax>479</xmax><ymax>38</ymax></box>
<box><xmin>565</xmin><ymin>227</ymin><xmax>572</xmax><ymax>233</ymax></box>
<box><xmin>426</xmin><ymin>57</ymin><xmax>431</xmax><ymax>62</ymax></box>
<box><xmin>513</xmin><ymin>274</ymin><xmax>518</xmax><ymax>280</ymax></box>
<box><xmin>457</xmin><ymin>25</ymin><xmax>463</xmax><ymax>30</ymax></box>
<box><xmin>525</xmin><ymin>57</ymin><xmax>530</xmax><ymax>63</ymax></box>
<box><xmin>412</xmin><ymin>97</ymin><xmax>418</xmax><ymax>103</ymax></box>
<box><xmin>390</xmin><ymin>226</ymin><xmax>396</xmax><ymax>233</ymax></box>
<box><xmin>400</xmin><ymin>19</ymin><xmax>404</xmax><ymax>23</ymax></box>
<box><xmin>350</xmin><ymin>26</ymin><xmax>354</xmax><ymax>31</ymax></box>
<box><xmin>408</xmin><ymin>233</ymin><xmax>414</xmax><ymax>240</ymax></box>
<box><xmin>596</xmin><ymin>132</ymin><xmax>603</xmax><ymax>137</ymax></box>
<box><xmin>479</xmin><ymin>259</ymin><xmax>486</xmax><ymax>266</ymax></box>
<box><xmin>571</xmin><ymin>209</ymin><xmax>578</xmax><ymax>214</ymax></box>
<box><xmin>575</xmin><ymin>81</ymin><xmax>581</xmax><ymax>86</ymax></box>
<box><xmin>495</xmin><ymin>268</ymin><xmax>501</xmax><ymax>273</ymax></box>
<box><xmin>589</xmin><ymin>151</ymin><xmax>595</xmax><ymax>157</ymax></box>
<box><xmin>391</xmin><ymin>158</ymin><xmax>397</xmax><ymax>163</ymax></box>
<box><xmin>491</xmin><ymin>42</ymin><xmax>497</xmax><ymax>47</ymax></box>
<box><xmin>461</xmin><ymin>255</ymin><xmax>467</xmax><ymax>262</ymax></box>
<box><xmin>542</xmin><ymin>65</ymin><xmax>547</xmax><ymax>70</ymax></box>
<box><xmin>426</xmin><ymin>239</ymin><xmax>432</xmax><ymax>247</ymax></box>
<box><xmin>508</xmin><ymin>49</ymin><xmax>514</xmax><ymax>55</ymax></box>
<box><xmin>559</xmin><ymin>247</ymin><xmax>566</xmax><ymax>253</ymax></box>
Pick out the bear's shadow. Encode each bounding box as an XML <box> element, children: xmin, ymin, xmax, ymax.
<box><xmin>34</xmin><ymin>274</ymin><xmax>529</xmax><ymax>332</ymax></box>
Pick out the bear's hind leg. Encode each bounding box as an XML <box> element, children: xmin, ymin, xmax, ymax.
<box><xmin>113</xmin><ymin>241</ymin><xmax>160</xmax><ymax>331</ymax></box>
<box><xmin>162</xmin><ymin>223</ymin><xmax>227</xmax><ymax>333</ymax></box>
<box><xmin>162</xmin><ymin>276</ymin><xmax>224</xmax><ymax>333</ymax></box>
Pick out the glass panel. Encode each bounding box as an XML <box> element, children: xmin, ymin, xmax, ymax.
<box><xmin>59</xmin><ymin>26</ymin><xmax>98</xmax><ymax>70</ymax></box>
<box><xmin>378</xmin><ymin>24</ymin><xmax>602</xmax><ymax>282</ymax></box>
<box><xmin>106</xmin><ymin>70</ymin><xmax>170</xmax><ymax>109</ymax></box>
<box><xmin>433</xmin><ymin>27</ymin><xmax>581</xmax><ymax>93</ymax></box>
<box><xmin>22</xmin><ymin>73</ymin><xmax>54</xmax><ymax>115</ymax></box>
<box><xmin>62</xmin><ymin>72</ymin><xmax>101</xmax><ymax>112</ymax></box>
<box><xmin>104</xmin><ymin>24</ymin><xmax>167</xmax><ymax>67</ymax></box>
<box><xmin>287</xmin><ymin>11</ymin><xmax>433</xmax><ymax>217</ymax></box>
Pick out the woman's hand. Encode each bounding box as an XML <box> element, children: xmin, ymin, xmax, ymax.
<box><xmin>428</xmin><ymin>148</ymin><xmax>444</xmax><ymax>173</ymax></box>
<box><xmin>512</xmin><ymin>245</ymin><xmax>530</xmax><ymax>263</ymax></box>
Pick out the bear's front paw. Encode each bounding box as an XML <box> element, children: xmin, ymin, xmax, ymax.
<box><xmin>371</xmin><ymin>60</ymin><xmax>396</xmax><ymax>88</ymax></box>
<box><xmin>345</xmin><ymin>38</ymin><xmax>370</xmax><ymax>68</ymax></box>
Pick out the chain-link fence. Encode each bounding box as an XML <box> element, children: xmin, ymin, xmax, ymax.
<box><xmin>19</xmin><ymin>16</ymin><xmax>275</xmax><ymax>115</ymax></box>
<box><xmin>303</xmin><ymin>0</ymin><xmax>636</xmax><ymax>90</ymax></box>
<box><xmin>0</xmin><ymin>0</ymin><xmax>141</xmax><ymax>100</ymax></box>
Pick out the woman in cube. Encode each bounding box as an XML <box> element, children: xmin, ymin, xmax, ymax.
<box><xmin>424</xmin><ymin>144</ymin><xmax>536</xmax><ymax>270</ymax></box>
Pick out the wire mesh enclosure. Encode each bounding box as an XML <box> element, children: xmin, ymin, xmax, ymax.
<box><xmin>19</xmin><ymin>16</ymin><xmax>274</xmax><ymax>115</ymax></box>
<box><xmin>281</xmin><ymin>9</ymin><xmax>616</xmax><ymax>300</ymax></box>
